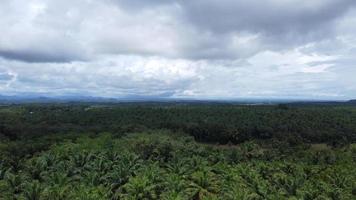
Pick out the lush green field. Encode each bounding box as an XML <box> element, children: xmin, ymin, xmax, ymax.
<box><xmin>0</xmin><ymin>104</ymin><xmax>356</xmax><ymax>199</ymax></box>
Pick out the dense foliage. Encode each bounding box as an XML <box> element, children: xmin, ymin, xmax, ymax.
<box><xmin>1</xmin><ymin>104</ymin><xmax>356</xmax><ymax>145</ymax></box>
<box><xmin>1</xmin><ymin>131</ymin><xmax>356</xmax><ymax>199</ymax></box>
<box><xmin>0</xmin><ymin>104</ymin><xmax>356</xmax><ymax>199</ymax></box>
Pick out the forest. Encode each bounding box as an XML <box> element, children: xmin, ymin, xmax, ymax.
<box><xmin>0</xmin><ymin>103</ymin><xmax>356</xmax><ymax>199</ymax></box>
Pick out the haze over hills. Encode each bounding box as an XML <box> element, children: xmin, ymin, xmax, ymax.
<box><xmin>0</xmin><ymin>94</ymin><xmax>354</xmax><ymax>105</ymax></box>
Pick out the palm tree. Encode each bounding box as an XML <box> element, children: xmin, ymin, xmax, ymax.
<box><xmin>326</xmin><ymin>173</ymin><xmax>349</xmax><ymax>189</ymax></box>
<box><xmin>5</xmin><ymin>172</ymin><xmax>24</xmax><ymax>194</ymax></box>
<box><xmin>91</xmin><ymin>156</ymin><xmax>112</xmax><ymax>174</ymax></box>
<box><xmin>83</xmin><ymin>170</ymin><xmax>102</xmax><ymax>186</ymax></box>
<box><xmin>42</xmin><ymin>185</ymin><xmax>72</xmax><ymax>200</ymax></box>
<box><xmin>0</xmin><ymin>164</ymin><xmax>10</xmax><ymax>180</ymax></box>
<box><xmin>41</xmin><ymin>171</ymin><xmax>73</xmax><ymax>199</ymax></box>
<box><xmin>107</xmin><ymin>158</ymin><xmax>149</xmax><ymax>199</ymax></box>
<box><xmin>40</xmin><ymin>153</ymin><xmax>57</xmax><ymax>168</ymax></box>
<box><xmin>163</xmin><ymin>173</ymin><xmax>187</xmax><ymax>194</ymax></box>
<box><xmin>71</xmin><ymin>184</ymin><xmax>108</xmax><ymax>200</ymax></box>
<box><xmin>120</xmin><ymin>175</ymin><xmax>159</xmax><ymax>200</ymax></box>
<box><xmin>188</xmin><ymin>156</ymin><xmax>209</xmax><ymax>172</ymax></box>
<box><xmin>107</xmin><ymin>166</ymin><xmax>130</xmax><ymax>185</ymax></box>
<box><xmin>70</xmin><ymin>151</ymin><xmax>96</xmax><ymax>169</ymax></box>
<box><xmin>223</xmin><ymin>184</ymin><xmax>258</xmax><ymax>200</ymax></box>
<box><xmin>166</xmin><ymin>159</ymin><xmax>192</xmax><ymax>177</ymax></box>
<box><xmin>187</xmin><ymin>170</ymin><xmax>219</xmax><ymax>199</ymax></box>
<box><xmin>48</xmin><ymin>172</ymin><xmax>71</xmax><ymax>186</ymax></box>
<box><xmin>160</xmin><ymin>191</ymin><xmax>186</xmax><ymax>200</ymax></box>
<box><xmin>105</xmin><ymin>151</ymin><xmax>121</xmax><ymax>162</ymax></box>
<box><xmin>240</xmin><ymin>168</ymin><xmax>269</xmax><ymax>199</ymax></box>
<box><xmin>26</xmin><ymin>158</ymin><xmax>48</xmax><ymax>181</ymax></box>
<box><xmin>272</xmin><ymin>172</ymin><xmax>305</xmax><ymax>197</ymax></box>
<box><xmin>23</xmin><ymin>181</ymin><xmax>42</xmax><ymax>200</ymax></box>
<box><xmin>301</xmin><ymin>187</ymin><xmax>330</xmax><ymax>200</ymax></box>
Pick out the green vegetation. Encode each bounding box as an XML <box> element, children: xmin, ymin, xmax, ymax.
<box><xmin>0</xmin><ymin>104</ymin><xmax>356</xmax><ymax>199</ymax></box>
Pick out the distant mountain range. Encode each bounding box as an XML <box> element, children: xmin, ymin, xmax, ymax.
<box><xmin>0</xmin><ymin>94</ymin><xmax>355</xmax><ymax>105</ymax></box>
<box><xmin>0</xmin><ymin>95</ymin><xmax>118</xmax><ymax>104</ymax></box>
<box><xmin>286</xmin><ymin>99</ymin><xmax>356</xmax><ymax>106</ymax></box>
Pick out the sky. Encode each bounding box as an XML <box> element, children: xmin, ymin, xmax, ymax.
<box><xmin>0</xmin><ymin>0</ymin><xmax>356</xmax><ymax>100</ymax></box>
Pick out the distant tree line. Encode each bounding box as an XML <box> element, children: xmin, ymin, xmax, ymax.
<box><xmin>0</xmin><ymin>104</ymin><xmax>355</xmax><ymax>146</ymax></box>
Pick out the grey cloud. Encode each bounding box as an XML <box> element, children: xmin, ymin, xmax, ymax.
<box><xmin>0</xmin><ymin>50</ymin><xmax>82</xmax><ymax>63</ymax></box>
<box><xmin>111</xmin><ymin>0</ymin><xmax>173</xmax><ymax>10</ymax></box>
<box><xmin>180</xmin><ymin>0</ymin><xmax>356</xmax><ymax>50</ymax></box>
<box><xmin>2</xmin><ymin>0</ymin><xmax>356</xmax><ymax>62</ymax></box>
<box><xmin>106</xmin><ymin>0</ymin><xmax>356</xmax><ymax>59</ymax></box>
<box><xmin>0</xmin><ymin>0</ymin><xmax>355</xmax><ymax>99</ymax></box>
<box><xmin>181</xmin><ymin>0</ymin><xmax>356</xmax><ymax>33</ymax></box>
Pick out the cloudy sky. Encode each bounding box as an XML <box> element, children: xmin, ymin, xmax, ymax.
<box><xmin>1</xmin><ymin>0</ymin><xmax>356</xmax><ymax>100</ymax></box>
